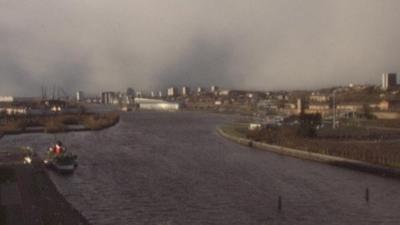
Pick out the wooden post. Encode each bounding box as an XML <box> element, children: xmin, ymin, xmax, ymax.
<box><xmin>278</xmin><ymin>196</ymin><xmax>282</xmax><ymax>212</ymax></box>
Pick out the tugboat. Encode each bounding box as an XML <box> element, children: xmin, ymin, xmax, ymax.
<box><xmin>44</xmin><ymin>141</ymin><xmax>78</xmax><ymax>174</ymax></box>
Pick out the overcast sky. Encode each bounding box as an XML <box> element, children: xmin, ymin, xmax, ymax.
<box><xmin>1</xmin><ymin>0</ymin><xmax>400</xmax><ymax>96</ymax></box>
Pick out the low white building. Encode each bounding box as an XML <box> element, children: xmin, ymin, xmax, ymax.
<box><xmin>309</xmin><ymin>93</ymin><xmax>330</xmax><ymax>102</ymax></box>
<box><xmin>0</xmin><ymin>107</ymin><xmax>27</xmax><ymax>115</ymax></box>
<box><xmin>219</xmin><ymin>90</ymin><xmax>230</xmax><ymax>96</ymax></box>
<box><xmin>139</xmin><ymin>102</ymin><xmax>179</xmax><ymax>111</ymax></box>
<box><xmin>248</xmin><ymin>123</ymin><xmax>262</xmax><ymax>130</ymax></box>
<box><xmin>0</xmin><ymin>96</ymin><xmax>14</xmax><ymax>102</ymax></box>
<box><xmin>135</xmin><ymin>98</ymin><xmax>180</xmax><ymax>111</ymax></box>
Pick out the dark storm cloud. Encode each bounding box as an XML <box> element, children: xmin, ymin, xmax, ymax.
<box><xmin>1</xmin><ymin>0</ymin><xmax>400</xmax><ymax>96</ymax></box>
<box><xmin>0</xmin><ymin>54</ymin><xmax>36</xmax><ymax>94</ymax></box>
<box><xmin>158</xmin><ymin>37</ymin><xmax>239</xmax><ymax>89</ymax></box>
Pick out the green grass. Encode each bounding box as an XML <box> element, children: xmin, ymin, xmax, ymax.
<box><xmin>317</xmin><ymin>123</ymin><xmax>400</xmax><ymax>140</ymax></box>
<box><xmin>220</xmin><ymin>123</ymin><xmax>400</xmax><ymax>169</ymax></box>
<box><xmin>386</xmin><ymin>162</ymin><xmax>400</xmax><ymax>169</ymax></box>
<box><xmin>361</xmin><ymin>119</ymin><xmax>400</xmax><ymax>129</ymax></box>
<box><xmin>318</xmin><ymin>125</ymin><xmax>370</xmax><ymax>137</ymax></box>
<box><xmin>220</xmin><ymin>124</ymin><xmax>248</xmax><ymax>139</ymax></box>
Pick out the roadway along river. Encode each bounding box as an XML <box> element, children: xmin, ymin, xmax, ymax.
<box><xmin>1</xmin><ymin>112</ymin><xmax>400</xmax><ymax>225</ymax></box>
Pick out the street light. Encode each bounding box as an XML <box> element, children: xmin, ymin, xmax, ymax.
<box><xmin>332</xmin><ymin>90</ymin><xmax>337</xmax><ymax>129</ymax></box>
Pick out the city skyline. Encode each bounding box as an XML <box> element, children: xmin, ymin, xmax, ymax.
<box><xmin>2</xmin><ymin>2</ymin><xmax>400</xmax><ymax>225</ymax></box>
<box><xmin>1</xmin><ymin>0</ymin><xmax>400</xmax><ymax>96</ymax></box>
<box><xmin>4</xmin><ymin>72</ymin><xmax>398</xmax><ymax>98</ymax></box>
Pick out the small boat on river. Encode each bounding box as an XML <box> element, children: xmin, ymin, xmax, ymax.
<box><xmin>44</xmin><ymin>141</ymin><xmax>78</xmax><ymax>174</ymax></box>
<box><xmin>44</xmin><ymin>154</ymin><xmax>78</xmax><ymax>174</ymax></box>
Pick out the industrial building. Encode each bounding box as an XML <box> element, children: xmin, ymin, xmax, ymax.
<box><xmin>167</xmin><ymin>87</ymin><xmax>178</xmax><ymax>97</ymax></box>
<box><xmin>0</xmin><ymin>96</ymin><xmax>14</xmax><ymax>102</ymax></box>
<box><xmin>182</xmin><ymin>86</ymin><xmax>190</xmax><ymax>96</ymax></box>
<box><xmin>135</xmin><ymin>98</ymin><xmax>180</xmax><ymax>111</ymax></box>
<box><xmin>211</xmin><ymin>86</ymin><xmax>219</xmax><ymax>92</ymax></box>
<box><xmin>101</xmin><ymin>92</ymin><xmax>116</xmax><ymax>104</ymax></box>
<box><xmin>382</xmin><ymin>73</ymin><xmax>397</xmax><ymax>90</ymax></box>
<box><xmin>197</xmin><ymin>87</ymin><xmax>205</xmax><ymax>94</ymax></box>
<box><xmin>76</xmin><ymin>91</ymin><xmax>84</xmax><ymax>102</ymax></box>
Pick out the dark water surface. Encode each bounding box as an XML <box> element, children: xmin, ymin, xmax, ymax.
<box><xmin>1</xmin><ymin>112</ymin><xmax>400</xmax><ymax>225</ymax></box>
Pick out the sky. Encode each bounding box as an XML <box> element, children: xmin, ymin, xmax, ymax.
<box><xmin>1</xmin><ymin>0</ymin><xmax>400</xmax><ymax>96</ymax></box>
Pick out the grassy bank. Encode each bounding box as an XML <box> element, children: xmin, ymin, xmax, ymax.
<box><xmin>82</xmin><ymin>112</ymin><xmax>120</xmax><ymax>130</ymax></box>
<box><xmin>0</xmin><ymin>112</ymin><xmax>119</xmax><ymax>135</ymax></box>
<box><xmin>220</xmin><ymin>123</ymin><xmax>248</xmax><ymax>139</ymax></box>
<box><xmin>221</xmin><ymin>123</ymin><xmax>400</xmax><ymax>169</ymax></box>
<box><xmin>360</xmin><ymin>119</ymin><xmax>400</xmax><ymax>129</ymax></box>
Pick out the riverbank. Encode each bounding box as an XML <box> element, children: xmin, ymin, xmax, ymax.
<box><xmin>217</xmin><ymin>125</ymin><xmax>400</xmax><ymax>178</ymax></box>
<box><xmin>221</xmin><ymin>122</ymin><xmax>400</xmax><ymax>167</ymax></box>
<box><xmin>0</xmin><ymin>112</ymin><xmax>120</xmax><ymax>139</ymax></box>
<box><xmin>0</xmin><ymin>149</ymin><xmax>91</xmax><ymax>225</ymax></box>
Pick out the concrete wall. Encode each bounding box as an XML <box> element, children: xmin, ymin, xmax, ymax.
<box><xmin>373</xmin><ymin>112</ymin><xmax>400</xmax><ymax>119</ymax></box>
<box><xmin>216</xmin><ymin>127</ymin><xmax>400</xmax><ymax>176</ymax></box>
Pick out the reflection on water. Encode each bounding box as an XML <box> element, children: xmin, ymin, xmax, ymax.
<box><xmin>1</xmin><ymin>112</ymin><xmax>400</xmax><ymax>225</ymax></box>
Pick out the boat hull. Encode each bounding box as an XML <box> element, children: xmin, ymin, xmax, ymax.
<box><xmin>44</xmin><ymin>160</ymin><xmax>77</xmax><ymax>175</ymax></box>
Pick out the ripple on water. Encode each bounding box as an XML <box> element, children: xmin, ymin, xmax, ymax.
<box><xmin>1</xmin><ymin>112</ymin><xmax>400</xmax><ymax>225</ymax></box>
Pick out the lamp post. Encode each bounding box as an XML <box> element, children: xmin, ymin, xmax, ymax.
<box><xmin>332</xmin><ymin>90</ymin><xmax>337</xmax><ymax>129</ymax></box>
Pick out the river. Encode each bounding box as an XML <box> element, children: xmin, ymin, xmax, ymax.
<box><xmin>1</xmin><ymin>112</ymin><xmax>400</xmax><ymax>225</ymax></box>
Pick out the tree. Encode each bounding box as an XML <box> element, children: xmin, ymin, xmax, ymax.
<box><xmin>297</xmin><ymin>113</ymin><xmax>322</xmax><ymax>138</ymax></box>
<box><xmin>362</xmin><ymin>104</ymin><xmax>375</xmax><ymax>120</ymax></box>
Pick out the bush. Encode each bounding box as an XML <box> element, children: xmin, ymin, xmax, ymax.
<box><xmin>0</xmin><ymin>112</ymin><xmax>119</xmax><ymax>134</ymax></box>
<box><xmin>61</xmin><ymin>116</ymin><xmax>81</xmax><ymax>125</ymax></box>
<box><xmin>297</xmin><ymin>113</ymin><xmax>322</xmax><ymax>138</ymax></box>
<box><xmin>0</xmin><ymin>120</ymin><xmax>26</xmax><ymax>133</ymax></box>
<box><xmin>83</xmin><ymin>112</ymin><xmax>119</xmax><ymax>130</ymax></box>
<box><xmin>247</xmin><ymin>126</ymin><xmax>280</xmax><ymax>144</ymax></box>
<box><xmin>362</xmin><ymin>104</ymin><xmax>376</xmax><ymax>120</ymax></box>
<box><xmin>44</xmin><ymin>120</ymin><xmax>66</xmax><ymax>133</ymax></box>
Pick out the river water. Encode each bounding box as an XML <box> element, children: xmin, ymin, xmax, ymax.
<box><xmin>1</xmin><ymin>112</ymin><xmax>400</xmax><ymax>225</ymax></box>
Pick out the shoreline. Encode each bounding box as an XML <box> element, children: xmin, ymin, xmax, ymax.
<box><xmin>0</xmin><ymin>152</ymin><xmax>92</xmax><ymax>225</ymax></box>
<box><xmin>0</xmin><ymin>113</ymin><xmax>120</xmax><ymax>140</ymax></box>
<box><xmin>217</xmin><ymin>126</ymin><xmax>400</xmax><ymax>178</ymax></box>
<box><xmin>0</xmin><ymin>114</ymin><xmax>120</xmax><ymax>224</ymax></box>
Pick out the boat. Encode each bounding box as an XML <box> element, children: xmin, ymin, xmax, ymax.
<box><xmin>44</xmin><ymin>151</ymin><xmax>78</xmax><ymax>174</ymax></box>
